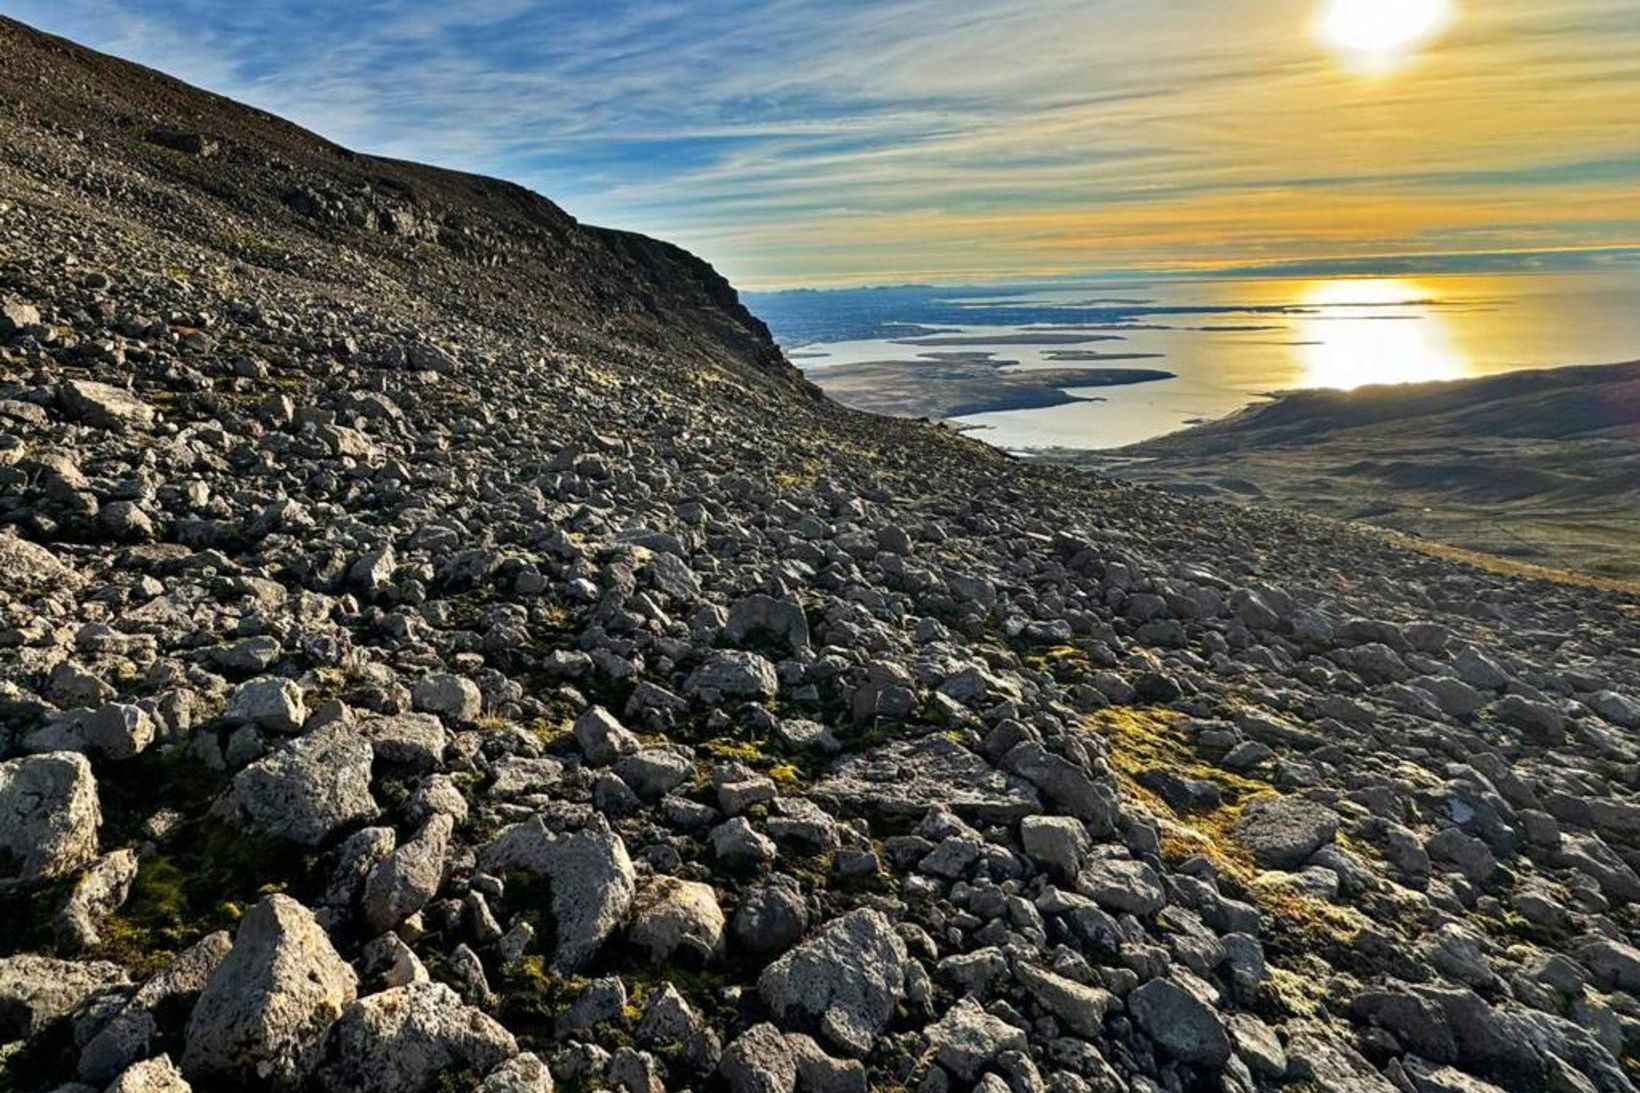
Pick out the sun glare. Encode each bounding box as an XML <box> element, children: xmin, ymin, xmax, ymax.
<box><xmin>1294</xmin><ymin>279</ymin><xmax>1471</xmax><ymax>390</ymax></box>
<box><xmin>1312</xmin><ymin>0</ymin><xmax>1457</xmax><ymax>75</ymax></box>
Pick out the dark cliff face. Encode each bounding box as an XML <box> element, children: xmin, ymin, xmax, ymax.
<box><xmin>0</xmin><ymin>15</ymin><xmax>797</xmax><ymax>391</ymax></box>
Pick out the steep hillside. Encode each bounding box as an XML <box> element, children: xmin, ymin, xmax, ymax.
<box><xmin>1077</xmin><ymin>362</ymin><xmax>1640</xmax><ymax>579</ymax></box>
<box><xmin>2</xmin><ymin>17</ymin><xmax>1639</xmax><ymax>1093</ymax></box>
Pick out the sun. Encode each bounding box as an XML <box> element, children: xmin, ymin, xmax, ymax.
<box><xmin>1312</xmin><ymin>0</ymin><xmax>1457</xmax><ymax>75</ymax></box>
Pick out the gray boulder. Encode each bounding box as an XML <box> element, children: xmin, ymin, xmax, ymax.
<box><xmin>182</xmin><ymin>895</ymin><xmax>358</xmax><ymax>1089</ymax></box>
<box><xmin>480</xmin><ymin>817</ymin><xmax>635</xmax><ymax>972</ymax></box>
<box><xmin>1127</xmin><ymin>978</ymin><xmax>1231</xmax><ymax>1066</ymax></box>
<box><xmin>0</xmin><ymin>751</ymin><xmax>101</xmax><ymax>881</ymax></box>
<box><xmin>758</xmin><ymin>908</ymin><xmax>907</xmax><ymax>1057</ymax></box>
<box><xmin>224</xmin><ymin>676</ymin><xmax>307</xmax><ymax>734</ymax></box>
<box><xmin>719</xmin><ymin>1022</ymin><xmax>797</xmax><ymax>1093</ymax></box>
<box><xmin>362</xmin><ymin>813</ymin><xmax>453</xmax><ymax>933</ymax></box>
<box><xmin>314</xmin><ymin>982</ymin><xmax>518</xmax><ymax>1093</ymax></box>
<box><xmin>230</xmin><ymin>724</ymin><xmax>377</xmax><ymax>845</ymax></box>
<box><xmin>0</xmin><ymin>953</ymin><xmax>128</xmax><ymax>1039</ymax></box>
<box><xmin>926</xmin><ymin>996</ymin><xmax>1027</xmax><ymax>1079</ymax></box>
<box><xmin>629</xmin><ymin>877</ymin><xmax>725</xmax><ymax>963</ymax></box>
<box><xmin>1233</xmin><ymin>795</ymin><xmax>1338</xmax><ymax>870</ymax></box>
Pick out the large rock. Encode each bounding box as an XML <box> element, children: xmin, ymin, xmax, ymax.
<box><xmin>1127</xmin><ymin>978</ymin><xmax>1231</xmax><ymax>1066</ymax></box>
<box><xmin>313</xmin><ymin>982</ymin><xmax>518</xmax><ymax>1093</ymax></box>
<box><xmin>224</xmin><ymin>676</ymin><xmax>308</xmax><ymax>734</ymax></box>
<box><xmin>810</xmin><ymin>736</ymin><xmax>1041</xmax><ymax>825</ymax></box>
<box><xmin>719</xmin><ymin>1021</ymin><xmax>797</xmax><ymax>1093</ymax></box>
<box><xmin>0</xmin><ymin>533</ymin><xmax>81</xmax><ymax>591</ymax></box>
<box><xmin>725</xmin><ymin>594</ymin><xmax>810</xmax><ymax>654</ymax></box>
<box><xmin>574</xmin><ymin>705</ymin><xmax>641</xmax><ymax>765</ymax></box>
<box><xmin>758</xmin><ymin>908</ymin><xmax>907</xmax><ymax>1057</ymax></box>
<box><xmin>230</xmin><ymin>724</ymin><xmax>377</xmax><ymax>845</ymax></box>
<box><xmin>79</xmin><ymin>930</ymin><xmax>234</xmax><ymax>1082</ymax></box>
<box><xmin>1233</xmin><ymin>795</ymin><xmax>1338</xmax><ymax>870</ymax></box>
<box><xmin>0</xmin><ymin>954</ymin><xmax>128</xmax><ymax>1039</ymax></box>
<box><xmin>107</xmin><ymin>1055</ymin><xmax>192</xmax><ymax>1093</ymax></box>
<box><xmin>0</xmin><ymin>751</ymin><xmax>101</xmax><ymax>881</ymax></box>
<box><xmin>629</xmin><ymin>877</ymin><xmax>725</xmax><ymax>963</ymax></box>
<box><xmin>25</xmin><ymin>703</ymin><xmax>155</xmax><ymax>760</ymax></box>
<box><xmin>362</xmin><ymin>813</ymin><xmax>453</xmax><ymax>933</ymax></box>
<box><xmin>1015</xmin><ymin>963</ymin><xmax>1114</xmax><ymax>1039</ymax></box>
<box><xmin>480</xmin><ymin>817</ymin><xmax>635</xmax><ymax>972</ymax></box>
<box><xmin>182</xmin><ymin>894</ymin><xmax>358</xmax><ymax>1089</ymax></box>
<box><xmin>58</xmin><ymin>378</ymin><xmax>155</xmax><ymax>430</ymax></box>
<box><xmin>686</xmin><ymin>650</ymin><xmax>779</xmax><ymax>700</ymax></box>
<box><xmin>925</xmin><ymin>996</ymin><xmax>1027</xmax><ymax>1079</ymax></box>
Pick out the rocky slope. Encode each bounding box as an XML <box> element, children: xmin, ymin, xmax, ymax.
<box><xmin>2</xmin><ymin>15</ymin><xmax>1639</xmax><ymax>1093</ymax></box>
<box><xmin>1070</xmin><ymin>362</ymin><xmax>1640</xmax><ymax>581</ymax></box>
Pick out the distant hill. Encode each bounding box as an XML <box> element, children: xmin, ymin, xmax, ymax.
<box><xmin>1066</xmin><ymin>361</ymin><xmax>1640</xmax><ymax>578</ymax></box>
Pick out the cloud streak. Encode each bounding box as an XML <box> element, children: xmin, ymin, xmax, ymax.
<box><xmin>8</xmin><ymin>0</ymin><xmax>1638</xmax><ymax>286</ymax></box>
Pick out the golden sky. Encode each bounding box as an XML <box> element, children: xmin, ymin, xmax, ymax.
<box><xmin>15</xmin><ymin>0</ymin><xmax>1640</xmax><ymax>287</ymax></box>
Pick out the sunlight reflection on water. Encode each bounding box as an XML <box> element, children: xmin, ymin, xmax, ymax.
<box><xmin>1294</xmin><ymin>278</ymin><xmax>1470</xmax><ymax>389</ymax></box>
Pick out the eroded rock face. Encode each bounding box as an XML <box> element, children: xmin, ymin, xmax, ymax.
<box><xmin>758</xmin><ymin>908</ymin><xmax>907</xmax><ymax>1057</ymax></box>
<box><xmin>0</xmin><ymin>751</ymin><xmax>101</xmax><ymax>881</ymax></box>
<box><xmin>182</xmin><ymin>895</ymin><xmax>358</xmax><ymax>1090</ymax></box>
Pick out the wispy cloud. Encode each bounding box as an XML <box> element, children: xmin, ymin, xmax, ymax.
<box><xmin>9</xmin><ymin>0</ymin><xmax>1638</xmax><ymax>286</ymax></box>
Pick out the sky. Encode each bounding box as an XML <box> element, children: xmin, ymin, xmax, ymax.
<box><xmin>8</xmin><ymin>0</ymin><xmax>1639</xmax><ymax>289</ymax></box>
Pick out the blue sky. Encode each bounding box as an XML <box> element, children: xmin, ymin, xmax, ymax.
<box><xmin>9</xmin><ymin>0</ymin><xmax>1639</xmax><ymax>287</ymax></box>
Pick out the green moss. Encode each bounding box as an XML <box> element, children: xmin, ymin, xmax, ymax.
<box><xmin>95</xmin><ymin>819</ymin><xmax>313</xmax><ymax>977</ymax></box>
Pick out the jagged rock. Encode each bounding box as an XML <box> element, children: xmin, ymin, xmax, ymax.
<box><xmin>811</xmin><ymin>736</ymin><xmax>1041</xmax><ymax>824</ymax></box>
<box><xmin>0</xmin><ymin>751</ymin><xmax>101</xmax><ymax>881</ymax></box>
<box><xmin>574</xmin><ymin>705</ymin><xmax>641</xmax><ymax>765</ymax></box>
<box><xmin>480</xmin><ymin>818</ymin><xmax>635</xmax><ymax>972</ymax></box>
<box><xmin>1127</xmin><ymin>978</ymin><xmax>1230</xmax><ymax>1066</ymax></box>
<box><xmin>80</xmin><ymin>931</ymin><xmax>234</xmax><ymax>1082</ymax></box>
<box><xmin>687</xmin><ymin>650</ymin><xmax>779</xmax><ymax>700</ymax></box>
<box><xmin>359</xmin><ymin>712</ymin><xmax>449</xmax><ymax>771</ymax></box>
<box><xmin>224</xmin><ymin>676</ymin><xmax>308</xmax><ymax>734</ymax></box>
<box><xmin>25</xmin><ymin>703</ymin><xmax>155</xmax><ymax>759</ymax></box>
<box><xmin>477</xmin><ymin>1052</ymin><xmax>555</xmax><ymax>1093</ymax></box>
<box><xmin>1285</xmin><ymin>1032</ymin><xmax>1398</xmax><ymax>1092</ymax></box>
<box><xmin>1233</xmin><ymin>795</ymin><xmax>1338</xmax><ymax>870</ymax></box>
<box><xmin>362</xmin><ymin>813</ymin><xmax>453</xmax><ymax>933</ymax></box>
<box><xmin>107</xmin><ymin>1055</ymin><xmax>192</xmax><ymax>1093</ymax></box>
<box><xmin>182</xmin><ymin>895</ymin><xmax>358</xmax><ymax>1089</ymax></box>
<box><xmin>719</xmin><ymin>1022</ymin><xmax>797</xmax><ymax>1093</ymax></box>
<box><xmin>926</xmin><ymin>996</ymin><xmax>1027</xmax><ymax>1079</ymax></box>
<box><xmin>725</xmin><ymin>594</ymin><xmax>811</xmax><ymax>653</ymax></box>
<box><xmin>758</xmin><ymin>908</ymin><xmax>907</xmax><ymax>1057</ymax></box>
<box><xmin>0</xmin><ymin>532</ymin><xmax>81</xmax><ymax>590</ymax></box>
<box><xmin>410</xmin><ymin>673</ymin><xmax>483</xmax><ymax>723</ymax></box>
<box><xmin>1020</xmin><ymin>815</ymin><xmax>1092</xmax><ymax>878</ymax></box>
<box><xmin>1015</xmin><ymin>963</ymin><xmax>1113</xmax><ymax>1039</ymax></box>
<box><xmin>731</xmin><ymin>879</ymin><xmax>810</xmax><ymax>957</ymax></box>
<box><xmin>0</xmin><ymin>954</ymin><xmax>128</xmax><ymax>1039</ymax></box>
<box><xmin>230</xmin><ymin>724</ymin><xmax>378</xmax><ymax>845</ymax></box>
<box><xmin>313</xmin><ymin>983</ymin><xmax>518</xmax><ymax>1093</ymax></box>
<box><xmin>1076</xmin><ymin>856</ymin><xmax>1165</xmax><ymax>915</ymax></box>
<box><xmin>58</xmin><ymin>378</ymin><xmax>155</xmax><ymax>430</ymax></box>
<box><xmin>628</xmin><ymin>877</ymin><xmax>725</xmax><ymax>962</ymax></box>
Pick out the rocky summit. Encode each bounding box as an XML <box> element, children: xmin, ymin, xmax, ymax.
<box><xmin>1</xmin><ymin>15</ymin><xmax>1638</xmax><ymax>1093</ymax></box>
